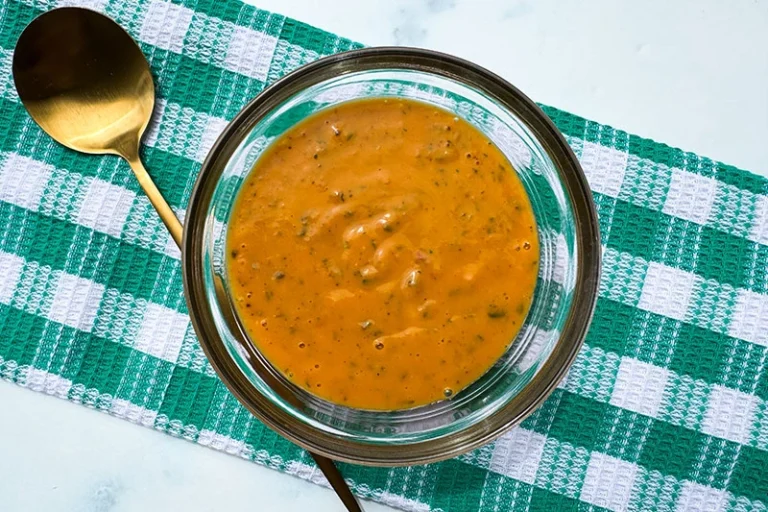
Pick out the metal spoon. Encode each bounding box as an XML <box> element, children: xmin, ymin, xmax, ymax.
<box><xmin>13</xmin><ymin>7</ymin><xmax>361</xmax><ymax>512</ymax></box>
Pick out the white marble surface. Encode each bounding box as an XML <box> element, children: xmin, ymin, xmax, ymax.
<box><xmin>2</xmin><ymin>1</ymin><xmax>767</xmax><ymax>511</ymax></box>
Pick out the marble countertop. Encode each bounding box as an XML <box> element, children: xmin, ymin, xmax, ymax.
<box><xmin>2</xmin><ymin>1</ymin><xmax>766</xmax><ymax>511</ymax></box>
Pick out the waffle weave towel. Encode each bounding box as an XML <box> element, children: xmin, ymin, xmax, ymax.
<box><xmin>1</xmin><ymin>0</ymin><xmax>767</xmax><ymax>510</ymax></box>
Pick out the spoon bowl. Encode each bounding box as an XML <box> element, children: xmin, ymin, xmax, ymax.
<box><xmin>13</xmin><ymin>7</ymin><xmax>154</xmax><ymax>158</ymax></box>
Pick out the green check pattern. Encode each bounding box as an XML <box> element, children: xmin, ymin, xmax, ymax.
<box><xmin>1</xmin><ymin>0</ymin><xmax>767</xmax><ymax>510</ymax></box>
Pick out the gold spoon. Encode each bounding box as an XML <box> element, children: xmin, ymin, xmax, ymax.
<box><xmin>13</xmin><ymin>7</ymin><xmax>361</xmax><ymax>512</ymax></box>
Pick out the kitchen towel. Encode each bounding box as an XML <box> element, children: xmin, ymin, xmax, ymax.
<box><xmin>0</xmin><ymin>0</ymin><xmax>766</xmax><ymax>510</ymax></box>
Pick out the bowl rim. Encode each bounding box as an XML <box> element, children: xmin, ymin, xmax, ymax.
<box><xmin>182</xmin><ymin>46</ymin><xmax>601</xmax><ymax>466</ymax></box>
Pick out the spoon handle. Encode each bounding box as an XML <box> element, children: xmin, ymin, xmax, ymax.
<box><xmin>126</xmin><ymin>155</ymin><xmax>184</xmax><ymax>246</ymax></box>
<box><xmin>126</xmin><ymin>154</ymin><xmax>362</xmax><ymax>511</ymax></box>
<box><xmin>310</xmin><ymin>452</ymin><xmax>363</xmax><ymax>512</ymax></box>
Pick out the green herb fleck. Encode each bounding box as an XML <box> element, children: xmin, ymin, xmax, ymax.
<box><xmin>487</xmin><ymin>304</ymin><xmax>507</xmax><ymax>318</ymax></box>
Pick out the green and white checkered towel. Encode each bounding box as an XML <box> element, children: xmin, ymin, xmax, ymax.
<box><xmin>1</xmin><ymin>0</ymin><xmax>767</xmax><ymax>510</ymax></box>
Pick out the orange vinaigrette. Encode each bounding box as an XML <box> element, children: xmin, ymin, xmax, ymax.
<box><xmin>226</xmin><ymin>98</ymin><xmax>538</xmax><ymax>410</ymax></box>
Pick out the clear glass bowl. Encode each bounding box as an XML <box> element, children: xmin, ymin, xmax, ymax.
<box><xmin>183</xmin><ymin>48</ymin><xmax>600</xmax><ymax>466</ymax></box>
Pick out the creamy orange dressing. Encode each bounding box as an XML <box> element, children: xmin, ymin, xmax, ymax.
<box><xmin>227</xmin><ymin>98</ymin><xmax>538</xmax><ymax>410</ymax></box>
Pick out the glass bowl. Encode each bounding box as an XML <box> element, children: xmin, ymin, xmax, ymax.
<box><xmin>182</xmin><ymin>47</ymin><xmax>600</xmax><ymax>466</ymax></box>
